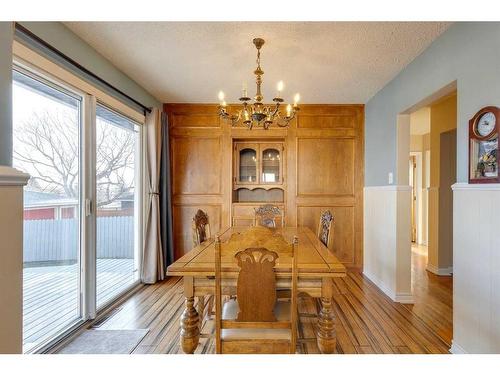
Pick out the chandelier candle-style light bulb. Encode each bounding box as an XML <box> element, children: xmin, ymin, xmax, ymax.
<box><xmin>294</xmin><ymin>93</ymin><xmax>300</xmax><ymax>107</ymax></box>
<box><xmin>277</xmin><ymin>81</ymin><xmax>284</xmax><ymax>98</ymax></box>
<box><xmin>217</xmin><ymin>37</ymin><xmax>300</xmax><ymax>130</ymax></box>
<box><xmin>218</xmin><ymin>91</ymin><xmax>225</xmax><ymax>103</ymax></box>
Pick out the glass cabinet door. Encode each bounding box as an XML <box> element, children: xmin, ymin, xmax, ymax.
<box><xmin>238</xmin><ymin>146</ymin><xmax>258</xmax><ymax>183</ymax></box>
<box><xmin>261</xmin><ymin>145</ymin><xmax>281</xmax><ymax>183</ymax></box>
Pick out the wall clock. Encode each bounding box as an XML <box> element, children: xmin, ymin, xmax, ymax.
<box><xmin>469</xmin><ymin>106</ymin><xmax>500</xmax><ymax>183</ymax></box>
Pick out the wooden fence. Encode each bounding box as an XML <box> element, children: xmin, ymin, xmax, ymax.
<box><xmin>23</xmin><ymin>216</ymin><xmax>134</xmax><ymax>263</ymax></box>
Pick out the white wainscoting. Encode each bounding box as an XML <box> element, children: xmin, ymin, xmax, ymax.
<box><xmin>363</xmin><ymin>185</ymin><xmax>413</xmax><ymax>303</ymax></box>
<box><xmin>452</xmin><ymin>183</ymin><xmax>500</xmax><ymax>354</ymax></box>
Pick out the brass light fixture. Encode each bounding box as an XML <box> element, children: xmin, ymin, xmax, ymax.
<box><xmin>217</xmin><ymin>37</ymin><xmax>300</xmax><ymax>130</ymax></box>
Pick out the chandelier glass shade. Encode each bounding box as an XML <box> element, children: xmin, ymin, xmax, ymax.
<box><xmin>217</xmin><ymin>38</ymin><xmax>300</xmax><ymax>130</ymax></box>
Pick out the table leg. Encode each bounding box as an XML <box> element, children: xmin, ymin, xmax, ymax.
<box><xmin>197</xmin><ymin>295</ymin><xmax>206</xmax><ymax>329</ymax></box>
<box><xmin>180</xmin><ymin>277</ymin><xmax>200</xmax><ymax>354</ymax></box>
<box><xmin>317</xmin><ymin>277</ymin><xmax>336</xmax><ymax>354</ymax></box>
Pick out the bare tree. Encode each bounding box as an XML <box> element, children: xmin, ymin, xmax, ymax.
<box><xmin>14</xmin><ymin>109</ymin><xmax>136</xmax><ymax>207</ymax></box>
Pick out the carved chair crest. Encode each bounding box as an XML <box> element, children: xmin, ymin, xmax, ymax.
<box><xmin>234</xmin><ymin>248</ymin><xmax>279</xmax><ymax>322</ymax></box>
<box><xmin>192</xmin><ymin>209</ymin><xmax>210</xmax><ymax>245</ymax></box>
<box><xmin>318</xmin><ymin>210</ymin><xmax>334</xmax><ymax>247</ymax></box>
<box><xmin>254</xmin><ymin>204</ymin><xmax>281</xmax><ymax>228</ymax></box>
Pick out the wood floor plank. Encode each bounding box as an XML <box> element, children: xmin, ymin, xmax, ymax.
<box><xmin>58</xmin><ymin>245</ymin><xmax>452</xmax><ymax>354</ymax></box>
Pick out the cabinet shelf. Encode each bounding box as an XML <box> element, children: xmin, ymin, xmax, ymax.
<box><xmin>233</xmin><ymin>184</ymin><xmax>284</xmax><ymax>191</ymax></box>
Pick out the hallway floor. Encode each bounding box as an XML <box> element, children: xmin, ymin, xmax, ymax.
<box><xmin>409</xmin><ymin>244</ymin><xmax>453</xmax><ymax>345</ymax></box>
<box><xmin>69</xmin><ymin>244</ymin><xmax>453</xmax><ymax>354</ymax></box>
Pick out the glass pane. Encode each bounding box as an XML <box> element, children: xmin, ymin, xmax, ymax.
<box><xmin>96</xmin><ymin>104</ymin><xmax>140</xmax><ymax>309</ymax></box>
<box><xmin>471</xmin><ymin>137</ymin><xmax>498</xmax><ymax>179</ymax></box>
<box><xmin>13</xmin><ymin>69</ymin><xmax>82</xmax><ymax>352</ymax></box>
<box><xmin>239</xmin><ymin>148</ymin><xmax>257</xmax><ymax>183</ymax></box>
<box><xmin>262</xmin><ymin>148</ymin><xmax>280</xmax><ymax>183</ymax></box>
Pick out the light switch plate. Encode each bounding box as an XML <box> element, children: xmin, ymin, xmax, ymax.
<box><xmin>388</xmin><ymin>172</ymin><xmax>394</xmax><ymax>184</ymax></box>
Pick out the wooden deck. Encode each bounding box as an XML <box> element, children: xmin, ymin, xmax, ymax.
<box><xmin>90</xmin><ymin>246</ymin><xmax>452</xmax><ymax>354</ymax></box>
<box><xmin>23</xmin><ymin>258</ymin><xmax>135</xmax><ymax>352</ymax></box>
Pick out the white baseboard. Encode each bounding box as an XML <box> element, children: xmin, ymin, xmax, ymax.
<box><xmin>363</xmin><ymin>271</ymin><xmax>414</xmax><ymax>304</ymax></box>
<box><xmin>426</xmin><ymin>264</ymin><xmax>453</xmax><ymax>276</ymax></box>
<box><xmin>394</xmin><ymin>292</ymin><xmax>415</xmax><ymax>304</ymax></box>
<box><xmin>450</xmin><ymin>340</ymin><xmax>467</xmax><ymax>354</ymax></box>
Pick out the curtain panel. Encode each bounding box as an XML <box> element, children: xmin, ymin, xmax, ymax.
<box><xmin>159</xmin><ymin>112</ymin><xmax>174</xmax><ymax>270</ymax></box>
<box><xmin>141</xmin><ymin>108</ymin><xmax>164</xmax><ymax>284</ymax></box>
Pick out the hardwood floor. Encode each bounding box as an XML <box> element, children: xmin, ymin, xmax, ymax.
<box><xmin>93</xmin><ymin>244</ymin><xmax>452</xmax><ymax>354</ymax></box>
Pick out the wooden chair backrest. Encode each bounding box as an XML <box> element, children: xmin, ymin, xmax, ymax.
<box><xmin>253</xmin><ymin>204</ymin><xmax>284</xmax><ymax>228</ymax></box>
<box><xmin>215</xmin><ymin>235</ymin><xmax>298</xmax><ymax>354</ymax></box>
<box><xmin>191</xmin><ymin>209</ymin><xmax>211</xmax><ymax>247</ymax></box>
<box><xmin>235</xmin><ymin>248</ymin><xmax>278</xmax><ymax>322</ymax></box>
<box><xmin>317</xmin><ymin>210</ymin><xmax>334</xmax><ymax>248</ymax></box>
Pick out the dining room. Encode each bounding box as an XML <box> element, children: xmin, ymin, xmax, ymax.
<box><xmin>2</xmin><ymin>4</ymin><xmax>500</xmax><ymax>372</ymax></box>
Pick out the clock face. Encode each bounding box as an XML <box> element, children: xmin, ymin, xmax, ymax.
<box><xmin>477</xmin><ymin>112</ymin><xmax>496</xmax><ymax>137</ymax></box>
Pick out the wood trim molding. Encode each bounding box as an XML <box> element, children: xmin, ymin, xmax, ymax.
<box><xmin>363</xmin><ymin>185</ymin><xmax>412</xmax><ymax>191</ymax></box>
<box><xmin>0</xmin><ymin>166</ymin><xmax>30</xmax><ymax>186</ymax></box>
<box><xmin>452</xmin><ymin>182</ymin><xmax>500</xmax><ymax>191</ymax></box>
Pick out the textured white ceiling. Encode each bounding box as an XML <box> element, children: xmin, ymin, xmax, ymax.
<box><xmin>64</xmin><ymin>22</ymin><xmax>451</xmax><ymax>104</ymax></box>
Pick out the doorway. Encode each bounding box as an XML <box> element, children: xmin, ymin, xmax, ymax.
<box><xmin>399</xmin><ymin>88</ymin><xmax>456</xmax><ymax>345</ymax></box>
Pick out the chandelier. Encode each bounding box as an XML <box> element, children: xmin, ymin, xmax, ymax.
<box><xmin>217</xmin><ymin>37</ymin><xmax>300</xmax><ymax>130</ymax></box>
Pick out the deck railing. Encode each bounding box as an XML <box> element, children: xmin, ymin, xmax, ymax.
<box><xmin>23</xmin><ymin>216</ymin><xmax>134</xmax><ymax>263</ymax></box>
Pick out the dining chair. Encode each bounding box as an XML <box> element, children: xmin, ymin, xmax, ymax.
<box><xmin>191</xmin><ymin>209</ymin><xmax>213</xmax><ymax>328</ymax></box>
<box><xmin>192</xmin><ymin>209</ymin><xmax>211</xmax><ymax>247</ymax></box>
<box><xmin>214</xmin><ymin>235</ymin><xmax>298</xmax><ymax>354</ymax></box>
<box><xmin>254</xmin><ymin>204</ymin><xmax>284</xmax><ymax>228</ymax></box>
<box><xmin>317</xmin><ymin>210</ymin><xmax>334</xmax><ymax>248</ymax></box>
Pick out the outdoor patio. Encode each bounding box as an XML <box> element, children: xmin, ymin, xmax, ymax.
<box><xmin>23</xmin><ymin>258</ymin><xmax>135</xmax><ymax>352</ymax></box>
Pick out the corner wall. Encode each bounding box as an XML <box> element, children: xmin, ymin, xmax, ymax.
<box><xmin>0</xmin><ymin>167</ymin><xmax>29</xmax><ymax>353</ymax></box>
<box><xmin>452</xmin><ymin>184</ymin><xmax>500</xmax><ymax>353</ymax></box>
<box><xmin>364</xmin><ymin>22</ymin><xmax>500</xmax><ymax>353</ymax></box>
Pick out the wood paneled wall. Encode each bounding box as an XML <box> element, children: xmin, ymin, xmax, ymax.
<box><xmin>164</xmin><ymin>104</ymin><xmax>364</xmax><ymax>268</ymax></box>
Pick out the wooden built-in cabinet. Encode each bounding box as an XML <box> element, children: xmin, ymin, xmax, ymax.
<box><xmin>234</xmin><ymin>141</ymin><xmax>284</xmax><ymax>188</ymax></box>
<box><xmin>233</xmin><ymin>140</ymin><xmax>286</xmax><ymax>226</ymax></box>
<box><xmin>165</xmin><ymin>103</ymin><xmax>364</xmax><ymax>268</ymax></box>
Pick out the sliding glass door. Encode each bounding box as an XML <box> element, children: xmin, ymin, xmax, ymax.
<box><xmin>13</xmin><ymin>65</ymin><xmax>143</xmax><ymax>352</ymax></box>
<box><xmin>95</xmin><ymin>104</ymin><xmax>140</xmax><ymax>308</ymax></box>
<box><xmin>13</xmin><ymin>69</ymin><xmax>83</xmax><ymax>352</ymax></box>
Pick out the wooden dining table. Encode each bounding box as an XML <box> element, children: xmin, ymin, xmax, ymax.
<box><xmin>166</xmin><ymin>226</ymin><xmax>346</xmax><ymax>354</ymax></box>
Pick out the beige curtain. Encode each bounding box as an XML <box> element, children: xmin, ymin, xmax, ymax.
<box><xmin>141</xmin><ymin>108</ymin><xmax>164</xmax><ymax>284</ymax></box>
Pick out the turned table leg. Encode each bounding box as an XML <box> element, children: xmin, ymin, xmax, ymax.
<box><xmin>180</xmin><ymin>277</ymin><xmax>200</xmax><ymax>354</ymax></box>
<box><xmin>317</xmin><ymin>277</ymin><xmax>336</xmax><ymax>354</ymax></box>
<box><xmin>197</xmin><ymin>295</ymin><xmax>206</xmax><ymax>329</ymax></box>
